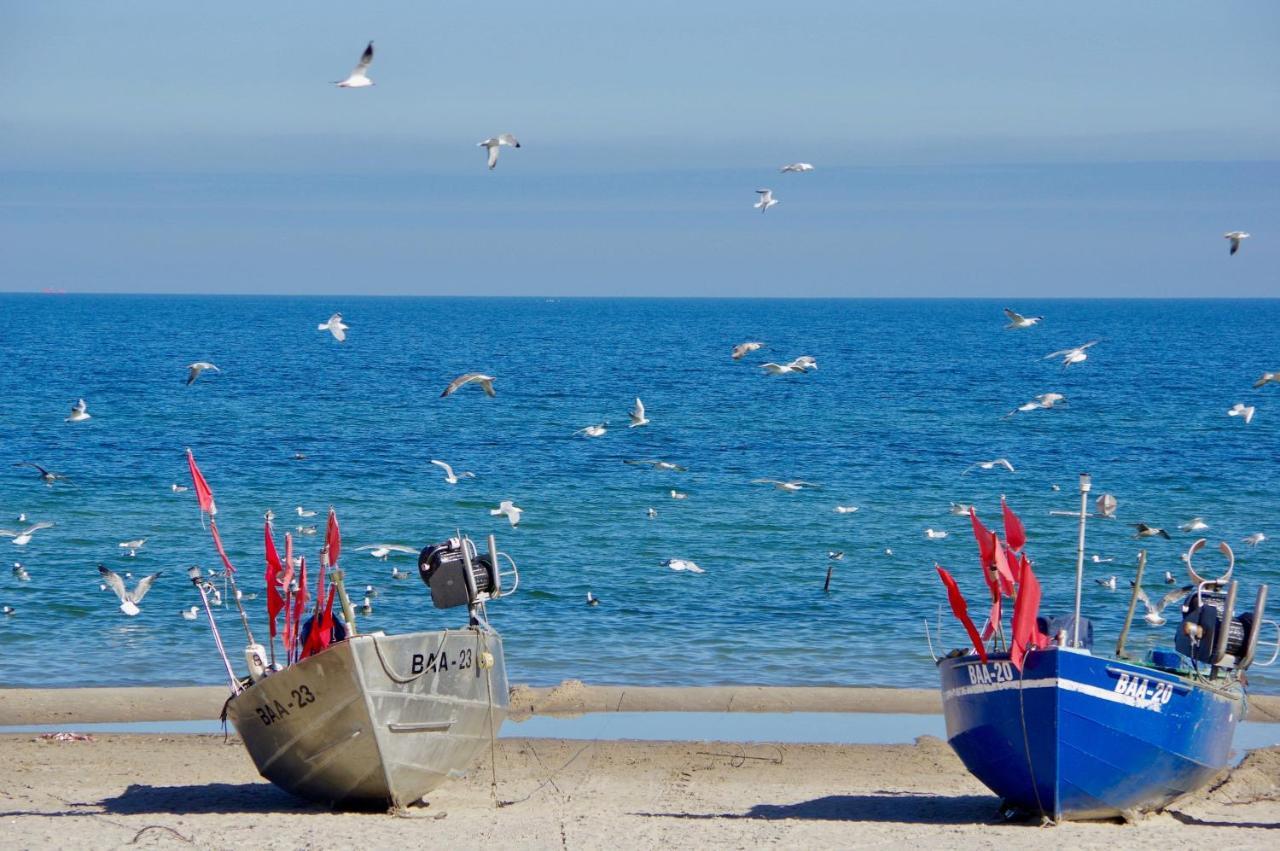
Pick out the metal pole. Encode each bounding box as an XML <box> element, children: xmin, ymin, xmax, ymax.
<box><xmin>188</xmin><ymin>566</ymin><xmax>240</xmax><ymax>693</ymax></box>
<box><xmin>1072</xmin><ymin>472</ymin><xmax>1091</xmax><ymax>648</ymax></box>
<box><xmin>1115</xmin><ymin>550</ymin><xmax>1146</xmax><ymax>659</ymax></box>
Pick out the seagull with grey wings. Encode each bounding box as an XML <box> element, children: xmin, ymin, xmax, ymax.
<box><xmin>14</xmin><ymin>462</ymin><xmax>67</xmax><ymax>486</ymax></box>
<box><xmin>963</xmin><ymin>458</ymin><xmax>1015</xmax><ymax>475</ymax></box>
<box><xmin>441</xmin><ymin>373</ymin><xmax>496</xmax><ymax>397</ymax></box>
<box><xmin>754</xmin><ymin>189</ymin><xmax>778</xmax><ymax>212</ymax></box>
<box><xmin>1003</xmin><ymin>308</ymin><xmax>1043</xmax><ymax>329</ymax></box>
<box><xmin>185</xmin><ymin>362</ymin><xmax>220</xmax><ymax>385</ymax></box>
<box><xmin>318</xmin><ymin>313</ymin><xmax>348</xmax><ymax>342</ymax></box>
<box><xmin>1224</xmin><ymin>231</ymin><xmax>1250</xmax><ymax>255</ymax></box>
<box><xmin>1044</xmin><ymin>340</ymin><xmax>1100</xmax><ymax>368</ymax></box>
<box><xmin>0</xmin><ymin>521</ymin><xmax>53</xmax><ymax>547</ymax></box>
<box><xmin>334</xmin><ymin>41</ymin><xmax>374</xmax><ymax>88</ymax></box>
<box><xmin>779</xmin><ymin>162</ymin><xmax>814</xmax><ymax>173</ymax></box>
<box><xmin>478</xmin><ymin>134</ymin><xmax>521</xmax><ymax>170</ymax></box>
<box><xmin>430</xmin><ymin>459</ymin><xmax>475</xmax><ymax>484</ymax></box>
<box><xmin>99</xmin><ymin>564</ymin><xmax>162</xmax><ymax>616</ymax></box>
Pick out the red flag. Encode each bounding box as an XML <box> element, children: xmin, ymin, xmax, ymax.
<box><xmin>185</xmin><ymin>449</ymin><xmax>216</xmax><ymax>516</ymax></box>
<box><xmin>1001</xmin><ymin>496</ymin><xmax>1026</xmax><ymax>552</ymax></box>
<box><xmin>291</xmin><ymin>556</ymin><xmax>308</xmax><ymax>657</ymax></box>
<box><xmin>981</xmin><ymin>596</ymin><xmax>1002</xmax><ymax>642</ymax></box>
<box><xmin>281</xmin><ymin>533</ymin><xmax>296</xmax><ymax>648</ymax></box>
<box><xmin>325</xmin><ymin>509</ymin><xmax>341</xmax><ymax>568</ymax></box>
<box><xmin>992</xmin><ymin>542</ymin><xmax>1016</xmax><ymax>594</ymax></box>
<box><xmin>1011</xmin><ymin>557</ymin><xmax>1043</xmax><ymax>671</ymax></box>
<box><xmin>265</xmin><ymin>523</ymin><xmax>285</xmax><ymax>638</ymax></box>
<box><xmin>208</xmin><ymin>520</ymin><xmax>237</xmax><ymax>576</ymax></box>
<box><xmin>969</xmin><ymin>508</ymin><xmax>995</xmax><ymax>569</ymax></box>
<box><xmin>936</xmin><ymin>565</ymin><xmax>988</xmax><ymax>663</ymax></box>
<box><xmin>301</xmin><ymin>586</ymin><xmax>337</xmax><ymax>660</ymax></box>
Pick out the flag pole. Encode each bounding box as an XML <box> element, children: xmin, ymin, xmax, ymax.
<box><xmin>188</xmin><ymin>566</ymin><xmax>240</xmax><ymax>694</ymax></box>
<box><xmin>1115</xmin><ymin>550</ymin><xmax>1146</xmax><ymax>659</ymax></box>
<box><xmin>1071</xmin><ymin>472</ymin><xmax>1091</xmax><ymax>647</ymax></box>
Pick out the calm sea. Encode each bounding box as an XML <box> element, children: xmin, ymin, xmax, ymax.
<box><xmin>0</xmin><ymin>295</ymin><xmax>1277</xmax><ymax>691</ymax></box>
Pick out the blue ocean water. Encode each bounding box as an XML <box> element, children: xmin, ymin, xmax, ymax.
<box><xmin>0</xmin><ymin>295</ymin><xmax>1277</xmax><ymax>692</ymax></box>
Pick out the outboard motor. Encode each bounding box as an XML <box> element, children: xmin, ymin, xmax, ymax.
<box><xmin>1175</xmin><ymin>539</ymin><xmax>1271</xmax><ymax>672</ymax></box>
<box><xmin>417</xmin><ymin>533</ymin><xmax>518</xmax><ymax>612</ymax></box>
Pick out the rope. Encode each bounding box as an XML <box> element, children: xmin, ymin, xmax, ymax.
<box><xmin>1016</xmin><ymin>656</ymin><xmax>1050</xmax><ymax>823</ymax></box>
<box><xmin>370</xmin><ymin>631</ymin><xmax>449</xmax><ymax>684</ymax></box>
<box><xmin>482</xmin><ymin>631</ymin><xmax>499</xmax><ymax>803</ymax></box>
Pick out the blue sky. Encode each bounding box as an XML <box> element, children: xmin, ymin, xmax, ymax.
<box><xmin>2</xmin><ymin>2</ymin><xmax>1277</xmax><ymax>296</ymax></box>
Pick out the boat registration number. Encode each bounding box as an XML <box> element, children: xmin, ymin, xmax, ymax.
<box><xmin>252</xmin><ymin>684</ymin><xmax>318</xmax><ymax>727</ymax></box>
<box><xmin>965</xmin><ymin>661</ymin><xmax>1015</xmax><ymax>685</ymax></box>
<box><xmin>1113</xmin><ymin>672</ymin><xmax>1175</xmax><ymax>705</ymax></box>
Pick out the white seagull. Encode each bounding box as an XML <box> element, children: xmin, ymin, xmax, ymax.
<box><xmin>391</xmin><ymin>567</ymin><xmax>412</xmax><ymax>580</ymax></box>
<box><xmin>670</xmin><ymin>489</ymin><xmax>688</xmax><ymax>500</ymax></box>
<box><xmin>575</xmin><ymin>422</ymin><xmax>608</xmax><ymax>438</ymax></box>
<box><xmin>628</xmin><ymin>398</ymin><xmax>649</xmax><ymax>427</ymax></box>
<box><xmin>2</xmin><ymin>606</ymin><xmax>14</xmax><ymax>616</ymax></box>
<box><xmin>924</xmin><ymin>528</ymin><xmax>949</xmax><ymax>540</ymax></box>
<box><xmin>779</xmin><ymin>163</ymin><xmax>814</xmax><ymax>173</ymax></box>
<box><xmin>1003</xmin><ymin>308</ymin><xmax>1043</xmax><ymax>329</ymax></box>
<box><xmin>753</xmin><ymin>479</ymin><xmax>817</xmax><ymax>492</ymax></box>
<box><xmin>963</xmin><ymin>458</ymin><xmax>1015</xmax><ymax>475</ymax></box>
<box><xmin>99</xmin><ymin>565</ymin><xmax>162</xmax><ymax>617</ymax></box>
<box><xmin>360</xmin><ymin>594</ymin><xmax>373</xmax><ymax>615</ymax></box>
<box><xmin>171</xmin><ymin>483</ymin><xmax>188</xmax><ymax>493</ymax></box>
<box><xmin>1007</xmin><ymin>392</ymin><xmax>1066</xmax><ymax>417</ymax></box>
<box><xmin>118</xmin><ymin>538</ymin><xmax>146</xmax><ymax>557</ymax></box>
<box><xmin>1134</xmin><ymin>584</ymin><xmax>1189</xmax><ymax>626</ymax></box>
<box><xmin>0</xmin><ymin>521</ymin><xmax>54</xmax><ymax>547</ymax></box>
<box><xmin>647</xmin><ymin>507</ymin><xmax>657</xmax><ymax>519</ymax></box>
<box><xmin>950</xmin><ymin>502</ymin><xmax>974</xmax><ymax>516</ymax></box>
<box><xmin>1044</xmin><ymin>340</ymin><xmax>1100</xmax><ymax>368</ymax></box>
<box><xmin>430</xmin><ymin>459</ymin><xmax>475</xmax><ymax>484</ymax></box>
<box><xmin>732</xmin><ymin>341</ymin><xmax>764</xmax><ymax>360</ymax></box>
<box><xmin>1095</xmin><ymin>493</ymin><xmax>1118</xmax><ymax>518</ymax></box>
<box><xmin>624</xmin><ymin>459</ymin><xmax>687</xmax><ymax>472</ymax></box>
<box><xmin>586</xmin><ymin>592</ymin><xmax>600</xmax><ymax>606</ymax></box>
<box><xmin>661</xmin><ymin>558</ymin><xmax>705</xmax><ymax>574</ymax></box>
<box><xmin>834</xmin><ymin>505</ymin><xmax>859</xmax><ymax>514</ymax></box>
<box><xmin>1096</xmin><ymin>576</ymin><xmax>1117</xmax><ymax>590</ymax></box>
<box><xmin>754</xmin><ymin>189</ymin><xmax>778</xmax><ymax>212</ymax></box>
<box><xmin>490</xmin><ymin>500</ymin><xmax>523</xmax><ymax>527</ymax></box>
<box><xmin>478</xmin><ymin>134</ymin><xmax>521</xmax><ymax>170</ymax></box>
<box><xmin>1253</xmin><ymin>371</ymin><xmax>1279</xmax><ymax>388</ymax></box>
<box><xmin>1243</xmin><ymin>532</ymin><xmax>1267</xmax><ymax>547</ymax></box>
<box><xmin>789</xmin><ymin>356</ymin><xmax>818</xmax><ymax>371</ymax></box>
<box><xmin>1179</xmin><ymin>517</ymin><xmax>1209</xmax><ymax>533</ymax></box>
<box><xmin>181</xmin><ymin>606</ymin><xmax>199</xmax><ymax>621</ymax></box>
<box><xmin>185</xmin><ymin>362</ymin><xmax>220</xmax><ymax>386</ymax></box>
<box><xmin>441</xmin><ymin>373</ymin><xmax>496</xmax><ymax>398</ymax></box>
<box><xmin>334</xmin><ymin>41</ymin><xmax>374</xmax><ymax>88</ymax></box>
<box><xmin>1228</xmin><ymin>403</ymin><xmax>1255</xmax><ymax>424</ymax></box>
<box><xmin>67</xmin><ymin>399</ymin><xmax>91</xmax><ymax>422</ymax></box>
<box><xmin>357</xmin><ymin>544</ymin><xmax>418</xmax><ymax>561</ymax></box>
<box><xmin>318</xmin><ymin>313</ymin><xmax>348</xmax><ymax>342</ymax></box>
<box><xmin>760</xmin><ymin>362</ymin><xmax>804</xmax><ymax>375</ymax></box>
<box><xmin>1224</xmin><ymin>231</ymin><xmax>1250</xmax><ymax>255</ymax></box>
<box><xmin>296</xmin><ymin>506</ymin><xmax>316</xmax><ymax>518</ymax></box>
<box><xmin>1090</xmin><ymin>554</ymin><xmax>1115</xmax><ymax>564</ymax></box>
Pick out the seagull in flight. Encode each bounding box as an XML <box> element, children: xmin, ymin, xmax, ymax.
<box><xmin>1225</xmin><ymin>231</ymin><xmax>1250</xmax><ymax>255</ymax></box>
<box><xmin>828</xmin><ymin>551</ymin><xmax>845</xmax><ymax>560</ymax></box>
<box><xmin>1044</xmin><ymin>340</ymin><xmax>1100</xmax><ymax>368</ymax></box>
<box><xmin>628</xmin><ymin>398</ymin><xmax>649</xmax><ymax>427</ymax></box>
<box><xmin>357</xmin><ymin>544</ymin><xmax>418</xmax><ymax>560</ymax></box>
<box><xmin>752</xmin><ymin>479</ymin><xmax>818</xmax><ymax>492</ymax></box>
<box><xmin>963</xmin><ymin>458</ymin><xmax>1015</xmax><ymax>475</ymax></box>
<box><xmin>949</xmin><ymin>502</ymin><xmax>974</xmax><ymax>516</ymax></box>
<box><xmin>575</xmin><ymin>422</ymin><xmax>608</xmax><ymax>438</ymax></box>
<box><xmin>789</xmin><ymin>356</ymin><xmax>818</xmax><ymax>371</ymax></box>
<box><xmin>624</xmin><ymin>459</ymin><xmax>687</xmax><ymax>472</ymax></box>
<box><xmin>1228</xmin><ymin>403</ymin><xmax>1255</xmax><ymax>424</ymax></box>
<box><xmin>1243</xmin><ymin>532</ymin><xmax>1267</xmax><ymax>547</ymax></box>
<box><xmin>754</xmin><ymin>189</ymin><xmax>778</xmax><ymax>212</ymax></box>
<box><xmin>118</xmin><ymin>538</ymin><xmax>146</xmax><ymax>557</ymax></box>
<box><xmin>185</xmin><ymin>362</ymin><xmax>220</xmax><ymax>386</ymax></box>
<box><xmin>491</xmin><ymin>500</ymin><xmax>523</xmax><ymax>527</ymax></box>
<box><xmin>478</xmin><ymin>134</ymin><xmax>521</xmax><ymax>170</ymax></box>
<box><xmin>1095</xmin><ymin>493</ymin><xmax>1118</xmax><ymax>518</ymax></box>
<box><xmin>430</xmin><ymin>459</ymin><xmax>475</xmax><ymax>484</ymax></box>
<box><xmin>1254</xmin><ymin>371</ymin><xmax>1279</xmax><ymax>388</ymax></box>
<box><xmin>834</xmin><ymin>505</ymin><xmax>859</xmax><ymax>514</ymax></box>
<box><xmin>14</xmin><ymin>462</ymin><xmax>67</xmax><ymax>486</ymax></box>
<box><xmin>99</xmin><ymin>565</ymin><xmax>162</xmax><ymax>616</ymax></box>
<box><xmin>318</xmin><ymin>313</ymin><xmax>348</xmax><ymax>342</ymax></box>
<box><xmin>1133</xmin><ymin>584</ymin><xmax>1191</xmax><ymax>626</ymax></box>
<box><xmin>1133</xmin><ymin>523</ymin><xmax>1171</xmax><ymax>540</ymax></box>
<box><xmin>661</xmin><ymin>558</ymin><xmax>705</xmax><ymax>574</ymax></box>
<box><xmin>780</xmin><ymin>163</ymin><xmax>814</xmax><ymax>173</ymax></box>
<box><xmin>334</xmin><ymin>41</ymin><xmax>374</xmax><ymax>88</ymax></box>
<box><xmin>760</xmin><ymin>361</ymin><xmax>804</xmax><ymax>375</ymax></box>
<box><xmin>1179</xmin><ymin>517</ymin><xmax>1209</xmax><ymax>533</ymax></box>
<box><xmin>1096</xmin><ymin>575</ymin><xmax>1117</xmax><ymax>590</ymax></box>
<box><xmin>732</xmin><ymin>341</ymin><xmax>764</xmax><ymax>360</ymax></box>
<box><xmin>1003</xmin><ymin>308</ymin><xmax>1043</xmax><ymax>329</ymax></box>
<box><xmin>1007</xmin><ymin>392</ymin><xmax>1065</xmax><ymax>417</ymax></box>
<box><xmin>0</xmin><ymin>521</ymin><xmax>53</xmax><ymax>547</ymax></box>
<box><xmin>441</xmin><ymin>373</ymin><xmax>496</xmax><ymax>398</ymax></box>
<box><xmin>66</xmin><ymin>399</ymin><xmax>91</xmax><ymax>422</ymax></box>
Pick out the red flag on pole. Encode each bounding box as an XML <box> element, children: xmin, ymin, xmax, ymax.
<box><xmin>981</xmin><ymin>596</ymin><xmax>1002</xmax><ymax>642</ymax></box>
<box><xmin>265</xmin><ymin>523</ymin><xmax>285</xmax><ymax>638</ymax></box>
<box><xmin>185</xmin><ymin>449</ymin><xmax>216</xmax><ymax>517</ymax></box>
<box><xmin>208</xmin><ymin>520</ymin><xmax>237</xmax><ymax>576</ymax></box>
<box><xmin>291</xmin><ymin>556</ymin><xmax>308</xmax><ymax>660</ymax></box>
<box><xmin>969</xmin><ymin>508</ymin><xmax>996</xmax><ymax>572</ymax></box>
<box><xmin>992</xmin><ymin>542</ymin><xmax>1016</xmax><ymax>595</ymax></box>
<box><xmin>1011</xmin><ymin>558</ymin><xmax>1044</xmax><ymax>671</ymax></box>
<box><xmin>1001</xmin><ymin>496</ymin><xmax>1026</xmax><ymax>553</ymax></box>
<box><xmin>324</xmin><ymin>508</ymin><xmax>341</xmax><ymax>568</ymax></box>
<box><xmin>936</xmin><ymin>565</ymin><xmax>988</xmax><ymax>663</ymax></box>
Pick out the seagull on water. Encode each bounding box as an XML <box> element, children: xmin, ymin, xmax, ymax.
<box><xmin>360</xmin><ymin>594</ymin><xmax>373</xmax><ymax>615</ymax></box>
<box><xmin>13</xmin><ymin>562</ymin><xmax>31</xmax><ymax>582</ymax></box>
<box><xmin>628</xmin><ymin>398</ymin><xmax>649</xmax><ymax>427</ymax></box>
<box><xmin>779</xmin><ymin>162</ymin><xmax>814</xmax><ymax>173</ymax></box>
<box><xmin>430</xmin><ymin>459</ymin><xmax>475</xmax><ymax>484</ymax></box>
<box><xmin>1133</xmin><ymin>584</ymin><xmax>1191</xmax><ymax>626</ymax></box>
<box><xmin>754</xmin><ymin>189</ymin><xmax>778</xmax><ymax>212</ymax></box>
<box><xmin>67</xmin><ymin>399</ymin><xmax>90</xmax><ymax>422</ymax></box>
<box><xmin>318</xmin><ymin>313</ymin><xmax>348</xmax><ymax>342</ymax></box>
<box><xmin>1254</xmin><ymin>371</ymin><xmax>1279</xmax><ymax>388</ymax></box>
<box><xmin>296</xmin><ymin>525</ymin><xmax>317</xmax><ymax>536</ymax></box>
<box><xmin>575</xmin><ymin>422</ymin><xmax>608</xmax><ymax>438</ymax></box>
<box><xmin>1044</xmin><ymin>340</ymin><xmax>1100</xmax><ymax>368</ymax></box>
<box><xmin>732</xmin><ymin>341</ymin><xmax>764</xmax><ymax>360</ymax></box>
<box><xmin>963</xmin><ymin>459</ymin><xmax>1015</xmax><ymax>475</ymax></box>
<box><xmin>118</xmin><ymin>538</ymin><xmax>146</xmax><ymax>557</ymax></box>
<box><xmin>950</xmin><ymin>502</ymin><xmax>974</xmax><ymax>516</ymax></box>
<box><xmin>1227</xmin><ymin>403</ymin><xmax>1255</xmax><ymax>424</ymax></box>
<box><xmin>1133</xmin><ymin>523</ymin><xmax>1171</xmax><ymax>540</ymax></box>
<box><xmin>586</xmin><ymin>592</ymin><xmax>600</xmax><ymax>607</ymax></box>
<box><xmin>99</xmin><ymin>565</ymin><xmax>162</xmax><ymax>617</ymax></box>
<box><xmin>753</xmin><ymin>479</ymin><xmax>817</xmax><ymax>492</ymax></box>
<box><xmin>834</xmin><ymin>505</ymin><xmax>859</xmax><ymax>514</ymax></box>
<box><xmin>1243</xmin><ymin>532</ymin><xmax>1267</xmax><ymax>547</ymax></box>
<box><xmin>2</xmin><ymin>606</ymin><xmax>14</xmax><ymax>616</ymax></box>
<box><xmin>1096</xmin><ymin>576</ymin><xmax>1117</xmax><ymax>590</ymax></box>
<box><xmin>357</xmin><ymin>544</ymin><xmax>417</xmax><ymax>560</ymax></box>
<box><xmin>391</xmin><ymin>567</ymin><xmax>412</xmax><ymax>580</ymax></box>
<box><xmin>478</xmin><ymin>134</ymin><xmax>521</xmax><ymax>170</ymax></box>
<box><xmin>924</xmin><ymin>528</ymin><xmax>949</xmax><ymax>540</ymax></box>
<box><xmin>185</xmin><ymin>362</ymin><xmax>220</xmax><ymax>386</ymax></box>
<box><xmin>13</xmin><ymin>462</ymin><xmax>67</xmax><ymax>486</ymax></box>
<box><xmin>1003</xmin><ymin>308</ymin><xmax>1043</xmax><ymax>329</ymax></box>
<box><xmin>828</xmin><ymin>551</ymin><xmax>845</xmax><ymax>560</ymax></box>
<box><xmin>441</xmin><ymin>373</ymin><xmax>496</xmax><ymax>398</ymax></box>
<box><xmin>662</xmin><ymin>558</ymin><xmax>705</xmax><ymax>574</ymax></box>
<box><xmin>334</xmin><ymin>41</ymin><xmax>374</xmax><ymax>88</ymax></box>
<box><xmin>624</xmin><ymin>459</ymin><xmax>687</xmax><ymax>472</ymax></box>
<box><xmin>181</xmin><ymin>606</ymin><xmax>199</xmax><ymax>621</ymax></box>
<box><xmin>171</xmin><ymin>483</ymin><xmax>188</xmax><ymax>493</ymax></box>
<box><xmin>670</xmin><ymin>489</ymin><xmax>688</xmax><ymax>500</ymax></box>
<box><xmin>1091</xmin><ymin>554</ymin><xmax>1115</xmax><ymax>564</ymax></box>
<box><xmin>1225</xmin><ymin>231</ymin><xmax>1250</xmax><ymax>255</ymax></box>
<box><xmin>1179</xmin><ymin>517</ymin><xmax>1209</xmax><ymax>533</ymax></box>
<box><xmin>296</xmin><ymin>506</ymin><xmax>316</xmax><ymax>518</ymax></box>
<box><xmin>1007</xmin><ymin>392</ymin><xmax>1066</xmax><ymax>417</ymax></box>
<box><xmin>491</xmin><ymin>500</ymin><xmax>523</xmax><ymax>527</ymax></box>
<box><xmin>0</xmin><ymin>521</ymin><xmax>53</xmax><ymax>547</ymax></box>
<box><xmin>647</xmin><ymin>507</ymin><xmax>657</xmax><ymax>519</ymax></box>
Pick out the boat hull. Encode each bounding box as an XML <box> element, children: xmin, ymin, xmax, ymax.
<box><xmin>938</xmin><ymin>647</ymin><xmax>1241</xmax><ymax>821</ymax></box>
<box><xmin>227</xmin><ymin>629</ymin><xmax>508</xmax><ymax>809</ymax></box>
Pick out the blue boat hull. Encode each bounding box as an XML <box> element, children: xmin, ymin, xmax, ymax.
<box><xmin>938</xmin><ymin>648</ymin><xmax>1242</xmax><ymax>820</ymax></box>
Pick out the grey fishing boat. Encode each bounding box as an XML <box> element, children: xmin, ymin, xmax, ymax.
<box><xmin>197</xmin><ymin>532</ymin><xmax>518</xmax><ymax>809</ymax></box>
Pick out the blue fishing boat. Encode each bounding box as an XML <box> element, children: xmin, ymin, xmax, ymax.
<box><xmin>934</xmin><ymin>475</ymin><xmax>1277</xmax><ymax>822</ymax></box>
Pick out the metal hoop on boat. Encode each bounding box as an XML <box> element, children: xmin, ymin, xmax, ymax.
<box><xmin>1185</xmin><ymin>538</ymin><xmax>1233</xmax><ymax>587</ymax></box>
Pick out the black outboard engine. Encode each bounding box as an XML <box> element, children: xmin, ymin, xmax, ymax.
<box><xmin>418</xmin><ymin>535</ymin><xmax>501</xmax><ymax>610</ymax></box>
<box><xmin>1175</xmin><ymin>539</ymin><xmax>1270</xmax><ymax>672</ymax></box>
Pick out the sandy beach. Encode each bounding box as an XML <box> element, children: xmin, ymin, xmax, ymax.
<box><xmin>2</xmin><ymin>685</ymin><xmax>1279</xmax><ymax>849</ymax></box>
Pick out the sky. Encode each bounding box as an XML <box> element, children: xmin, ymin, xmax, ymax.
<box><xmin>2</xmin><ymin>2</ymin><xmax>1277</xmax><ymax>296</ymax></box>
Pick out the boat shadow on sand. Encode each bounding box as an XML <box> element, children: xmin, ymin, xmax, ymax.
<box><xmin>95</xmin><ymin>782</ymin><xmax>323</xmax><ymax>815</ymax></box>
<box><xmin>637</xmin><ymin>792</ymin><xmax>1001</xmax><ymax>824</ymax></box>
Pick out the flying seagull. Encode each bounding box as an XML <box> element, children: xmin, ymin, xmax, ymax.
<box><xmin>1133</xmin><ymin>584</ymin><xmax>1192</xmax><ymax>626</ymax></box>
<box><xmin>624</xmin><ymin>459</ymin><xmax>686</xmax><ymax>472</ymax></box>
<box><xmin>1044</xmin><ymin>340</ymin><xmax>1100</xmax><ymax>368</ymax></box>
<box><xmin>430</xmin><ymin>459</ymin><xmax>475</xmax><ymax>484</ymax></box>
<box><xmin>760</xmin><ymin>362</ymin><xmax>804</xmax><ymax>375</ymax></box>
<box><xmin>318</xmin><ymin>313</ymin><xmax>348</xmax><ymax>342</ymax></box>
<box><xmin>789</xmin><ymin>356</ymin><xmax>818</xmax><ymax>371</ymax></box>
<box><xmin>754</xmin><ymin>189</ymin><xmax>778</xmax><ymax>212</ymax></box>
<box><xmin>478</xmin><ymin>134</ymin><xmax>521</xmax><ymax>170</ymax></box>
<box><xmin>185</xmin><ymin>362</ymin><xmax>220</xmax><ymax>385</ymax></box>
<box><xmin>752</xmin><ymin>479</ymin><xmax>817</xmax><ymax>492</ymax></box>
<box><xmin>0</xmin><ymin>521</ymin><xmax>53</xmax><ymax>547</ymax></box>
<box><xmin>779</xmin><ymin>163</ymin><xmax>814</xmax><ymax>173</ymax></box>
<box><xmin>628</xmin><ymin>398</ymin><xmax>649</xmax><ymax>427</ymax></box>
<box><xmin>834</xmin><ymin>505</ymin><xmax>859</xmax><ymax>514</ymax></box>
<box><xmin>1007</xmin><ymin>392</ymin><xmax>1066</xmax><ymax>417</ymax></box>
<box><xmin>575</xmin><ymin>422</ymin><xmax>608</xmax><ymax>438</ymax></box>
<box><xmin>67</xmin><ymin>399</ymin><xmax>90</xmax><ymax>422</ymax></box>
<box><xmin>661</xmin><ymin>558</ymin><xmax>704</xmax><ymax>574</ymax></box>
<box><xmin>357</xmin><ymin>543</ymin><xmax>418</xmax><ymax>560</ymax></box>
<box><xmin>1003</xmin><ymin>308</ymin><xmax>1043</xmax><ymax>329</ymax></box>
<box><xmin>99</xmin><ymin>565</ymin><xmax>162</xmax><ymax>616</ymax></box>
<box><xmin>1096</xmin><ymin>576</ymin><xmax>1117</xmax><ymax>590</ymax></box>
<box><xmin>1133</xmin><ymin>523</ymin><xmax>1171</xmax><ymax>540</ymax></box>
<box><xmin>1179</xmin><ymin>517</ymin><xmax>1209</xmax><ymax>533</ymax></box>
<box><xmin>963</xmin><ymin>458</ymin><xmax>1015</xmax><ymax>475</ymax></box>
<box><xmin>334</xmin><ymin>41</ymin><xmax>374</xmax><ymax>88</ymax></box>
<box><xmin>1091</xmin><ymin>554</ymin><xmax>1115</xmax><ymax>564</ymax></box>
<box><xmin>118</xmin><ymin>538</ymin><xmax>146</xmax><ymax>557</ymax></box>
<box><xmin>1095</xmin><ymin>493</ymin><xmax>1118</xmax><ymax>518</ymax></box>
<box><xmin>14</xmin><ymin>462</ymin><xmax>67</xmax><ymax>486</ymax></box>
<box><xmin>490</xmin><ymin>500</ymin><xmax>523</xmax><ymax>527</ymax></box>
<box><xmin>1224</xmin><ymin>231</ymin><xmax>1250</xmax><ymax>255</ymax></box>
<box><xmin>1243</xmin><ymin>532</ymin><xmax>1267</xmax><ymax>547</ymax></box>
<box><xmin>1227</xmin><ymin>403</ymin><xmax>1255</xmax><ymax>424</ymax></box>
<box><xmin>441</xmin><ymin>373</ymin><xmax>496</xmax><ymax>398</ymax></box>
<box><xmin>732</xmin><ymin>341</ymin><xmax>764</xmax><ymax>360</ymax></box>
<box><xmin>950</xmin><ymin>502</ymin><xmax>974</xmax><ymax>516</ymax></box>
<box><xmin>1253</xmin><ymin>371</ymin><xmax>1279</xmax><ymax>388</ymax></box>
